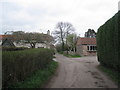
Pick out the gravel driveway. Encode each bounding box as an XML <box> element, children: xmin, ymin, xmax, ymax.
<box><xmin>46</xmin><ymin>53</ymin><xmax>118</xmax><ymax>88</ymax></box>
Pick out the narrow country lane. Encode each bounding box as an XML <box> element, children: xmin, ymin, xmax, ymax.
<box><xmin>46</xmin><ymin>54</ymin><xmax>118</xmax><ymax>88</ymax></box>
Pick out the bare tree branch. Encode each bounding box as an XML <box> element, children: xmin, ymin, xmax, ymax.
<box><xmin>53</xmin><ymin>22</ymin><xmax>75</xmax><ymax>51</ymax></box>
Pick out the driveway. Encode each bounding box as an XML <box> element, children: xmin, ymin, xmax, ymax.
<box><xmin>46</xmin><ymin>53</ymin><xmax>118</xmax><ymax>88</ymax></box>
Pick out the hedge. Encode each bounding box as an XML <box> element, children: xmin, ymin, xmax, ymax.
<box><xmin>97</xmin><ymin>11</ymin><xmax>119</xmax><ymax>72</ymax></box>
<box><xmin>2</xmin><ymin>46</ymin><xmax>28</xmax><ymax>51</ymax></box>
<box><xmin>2</xmin><ymin>48</ymin><xmax>54</xmax><ymax>88</ymax></box>
<box><xmin>11</xmin><ymin>60</ymin><xmax>58</xmax><ymax>88</ymax></box>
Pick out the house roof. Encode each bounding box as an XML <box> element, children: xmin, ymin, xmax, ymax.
<box><xmin>77</xmin><ymin>37</ymin><xmax>96</xmax><ymax>45</ymax></box>
<box><xmin>0</xmin><ymin>35</ymin><xmax>11</xmax><ymax>37</ymax></box>
<box><xmin>0</xmin><ymin>35</ymin><xmax>12</xmax><ymax>40</ymax></box>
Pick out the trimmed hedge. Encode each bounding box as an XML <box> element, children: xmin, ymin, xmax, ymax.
<box><xmin>97</xmin><ymin>11</ymin><xmax>119</xmax><ymax>72</ymax></box>
<box><xmin>11</xmin><ymin>60</ymin><xmax>58</xmax><ymax>88</ymax></box>
<box><xmin>2</xmin><ymin>48</ymin><xmax>54</xmax><ymax>88</ymax></box>
<box><xmin>2</xmin><ymin>46</ymin><xmax>28</xmax><ymax>51</ymax></box>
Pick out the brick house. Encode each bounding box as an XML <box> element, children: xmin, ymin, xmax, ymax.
<box><xmin>76</xmin><ymin>37</ymin><xmax>97</xmax><ymax>56</ymax></box>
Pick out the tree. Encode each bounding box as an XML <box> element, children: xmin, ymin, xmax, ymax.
<box><xmin>53</xmin><ymin>22</ymin><xmax>75</xmax><ymax>51</ymax></box>
<box><xmin>12</xmin><ymin>31</ymin><xmax>53</xmax><ymax>48</ymax></box>
<box><xmin>85</xmin><ymin>29</ymin><xmax>96</xmax><ymax>38</ymax></box>
<box><xmin>66</xmin><ymin>33</ymin><xmax>77</xmax><ymax>52</ymax></box>
<box><xmin>12</xmin><ymin>31</ymin><xmax>25</xmax><ymax>43</ymax></box>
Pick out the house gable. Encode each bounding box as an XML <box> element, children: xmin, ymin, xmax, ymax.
<box><xmin>2</xmin><ymin>38</ymin><xmax>15</xmax><ymax>47</ymax></box>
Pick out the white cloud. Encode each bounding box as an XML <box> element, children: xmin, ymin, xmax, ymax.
<box><xmin>0</xmin><ymin>0</ymin><xmax>119</xmax><ymax>36</ymax></box>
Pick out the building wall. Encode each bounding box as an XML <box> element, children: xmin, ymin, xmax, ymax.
<box><xmin>83</xmin><ymin>45</ymin><xmax>96</xmax><ymax>56</ymax></box>
<box><xmin>87</xmin><ymin>51</ymin><xmax>96</xmax><ymax>56</ymax></box>
<box><xmin>35</xmin><ymin>43</ymin><xmax>47</xmax><ymax>48</ymax></box>
<box><xmin>13</xmin><ymin>42</ymin><xmax>31</xmax><ymax>48</ymax></box>
<box><xmin>76</xmin><ymin>45</ymin><xmax>97</xmax><ymax>56</ymax></box>
<box><xmin>13</xmin><ymin>42</ymin><xmax>49</xmax><ymax>48</ymax></box>
<box><xmin>76</xmin><ymin>45</ymin><xmax>83</xmax><ymax>56</ymax></box>
<box><xmin>82</xmin><ymin>45</ymin><xmax>88</xmax><ymax>56</ymax></box>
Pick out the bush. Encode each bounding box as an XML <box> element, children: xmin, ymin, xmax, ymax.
<box><xmin>2</xmin><ymin>46</ymin><xmax>28</xmax><ymax>51</ymax></box>
<box><xmin>2</xmin><ymin>48</ymin><xmax>54</xmax><ymax>88</ymax></box>
<box><xmin>63</xmin><ymin>53</ymin><xmax>81</xmax><ymax>58</ymax></box>
<box><xmin>50</xmin><ymin>48</ymin><xmax>55</xmax><ymax>55</ymax></box>
<box><xmin>10</xmin><ymin>60</ymin><xmax>58</xmax><ymax>88</ymax></box>
<box><xmin>56</xmin><ymin>44</ymin><xmax>62</xmax><ymax>52</ymax></box>
<box><xmin>97</xmin><ymin>11</ymin><xmax>119</xmax><ymax>72</ymax></box>
<box><xmin>56</xmin><ymin>44</ymin><xmax>69</xmax><ymax>52</ymax></box>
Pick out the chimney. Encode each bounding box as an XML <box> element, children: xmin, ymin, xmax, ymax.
<box><xmin>47</xmin><ymin>30</ymin><xmax>50</xmax><ymax>35</ymax></box>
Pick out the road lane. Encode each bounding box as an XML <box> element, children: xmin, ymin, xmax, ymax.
<box><xmin>46</xmin><ymin>54</ymin><xmax>118</xmax><ymax>88</ymax></box>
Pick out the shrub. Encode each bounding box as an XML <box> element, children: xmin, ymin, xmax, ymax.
<box><xmin>63</xmin><ymin>53</ymin><xmax>81</xmax><ymax>58</ymax></box>
<box><xmin>10</xmin><ymin>60</ymin><xmax>58</xmax><ymax>88</ymax></box>
<box><xmin>2</xmin><ymin>46</ymin><xmax>28</xmax><ymax>51</ymax></box>
<box><xmin>56</xmin><ymin>44</ymin><xmax>62</xmax><ymax>52</ymax></box>
<box><xmin>97</xmin><ymin>11</ymin><xmax>119</xmax><ymax>72</ymax></box>
<box><xmin>50</xmin><ymin>48</ymin><xmax>55</xmax><ymax>55</ymax></box>
<box><xmin>56</xmin><ymin>44</ymin><xmax>69</xmax><ymax>52</ymax></box>
<box><xmin>2</xmin><ymin>48</ymin><xmax>54</xmax><ymax>88</ymax></box>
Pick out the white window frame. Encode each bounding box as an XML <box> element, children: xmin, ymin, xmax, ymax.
<box><xmin>87</xmin><ymin>45</ymin><xmax>97</xmax><ymax>51</ymax></box>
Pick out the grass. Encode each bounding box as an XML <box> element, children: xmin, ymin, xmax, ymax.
<box><xmin>10</xmin><ymin>60</ymin><xmax>58</xmax><ymax>88</ymax></box>
<box><xmin>58</xmin><ymin>51</ymin><xmax>63</xmax><ymax>54</ymax></box>
<box><xmin>58</xmin><ymin>51</ymin><xmax>81</xmax><ymax>58</ymax></box>
<box><xmin>98</xmin><ymin>65</ymin><xmax>120</xmax><ymax>85</ymax></box>
<box><xmin>53</xmin><ymin>56</ymin><xmax>56</xmax><ymax>58</ymax></box>
<box><xmin>64</xmin><ymin>54</ymin><xmax>81</xmax><ymax>58</ymax></box>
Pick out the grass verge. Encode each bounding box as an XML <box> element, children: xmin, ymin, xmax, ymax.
<box><xmin>10</xmin><ymin>60</ymin><xmax>58</xmax><ymax>88</ymax></box>
<box><xmin>63</xmin><ymin>54</ymin><xmax>81</xmax><ymax>58</ymax></box>
<box><xmin>98</xmin><ymin>65</ymin><xmax>120</xmax><ymax>85</ymax></box>
<box><xmin>58</xmin><ymin>51</ymin><xmax>81</xmax><ymax>58</ymax></box>
<box><xmin>58</xmin><ymin>51</ymin><xmax>63</xmax><ymax>54</ymax></box>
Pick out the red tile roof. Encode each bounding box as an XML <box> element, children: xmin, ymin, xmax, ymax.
<box><xmin>0</xmin><ymin>35</ymin><xmax>12</xmax><ymax>37</ymax></box>
<box><xmin>0</xmin><ymin>35</ymin><xmax>12</xmax><ymax>40</ymax></box>
<box><xmin>77</xmin><ymin>37</ymin><xmax>96</xmax><ymax>45</ymax></box>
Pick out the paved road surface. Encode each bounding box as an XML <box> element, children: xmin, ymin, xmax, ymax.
<box><xmin>46</xmin><ymin>54</ymin><xmax>118</xmax><ymax>88</ymax></box>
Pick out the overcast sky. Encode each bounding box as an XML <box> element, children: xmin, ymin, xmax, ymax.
<box><xmin>0</xmin><ymin>0</ymin><xmax>119</xmax><ymax>36</ymax></box>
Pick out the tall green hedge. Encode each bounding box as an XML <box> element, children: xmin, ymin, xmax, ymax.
<box><xmin>2</xmin><ymin>48</ymin><xmax>54</xmax><ymax>88</ymax></box>
<box><xmin>97</xmin><ymin>11</ymin><xmax>119</xmax><ymax>72</ymax></box>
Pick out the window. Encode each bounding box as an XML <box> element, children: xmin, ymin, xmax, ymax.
<box><xmin>90</xmin><ymin>46</ymin><xmax>92</xmax><ymax>50</ymax></box>
<box><xmin>87</xmin><ymin>46</ymin><xmax>89</xmax><ymax>50</ymax></box>
<box><xmin>87</xmin><ymin>45</ymin><xmax>97</xmax><ymax>51</ymax></box>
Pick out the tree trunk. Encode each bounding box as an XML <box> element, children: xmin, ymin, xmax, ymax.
<box><xmin>30</xmin><ymin>42</ymin><xmax>36</xmax><ymax>48</ymax></box>
<box><xmin>62</xmin><ymin>41</ymin><xmax>64</xmax><ymax>51</ymax></box>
